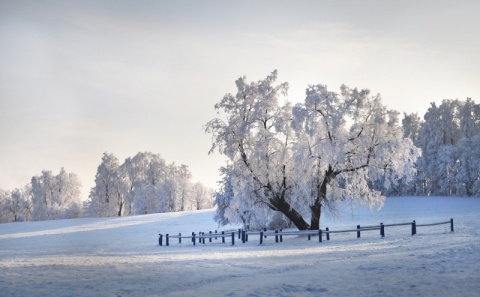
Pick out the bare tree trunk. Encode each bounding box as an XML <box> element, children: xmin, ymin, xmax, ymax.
<box><xmin>310</xmin><ymin>167</ymin><xmax>333</xmax><ymax>230</ymax></box>
<box><xmin>117</xmin><ymin>197</ymin><xmax>123</xmax><ymax>217</ymax></box>
<box><xmin>270</xmin><ymin>194</ymin><xmax>310</xmax><ymax>230</ymax></box>
<box><xmin>310</xmin><ymin>199</ymin><xmax>322</xmax><ymax>230</ymax></box>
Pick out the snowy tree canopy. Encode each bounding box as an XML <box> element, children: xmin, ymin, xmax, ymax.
<box><xmin>207</xmin><ymin>70</ymin><xmax>420</xmax><ymax>230</ymax></box>
<box><xmin>85</xmin><ymin>152</ymin><xmax>213</xmax><ymax>218</ymax></box>
<box><xmin>412</xmin><ymin>98</ymin><xmax>480</xmax><ymax>197</ymax></box>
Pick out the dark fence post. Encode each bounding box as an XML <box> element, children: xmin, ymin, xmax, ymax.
<box><xmin>326</xmin><ymin>227</ymin><xmax>330</xmax><ymax>240</ymax></box>
<box><xmin>264</xmin><ymin>228</ymin><xmax>267</xmax><ymax>238</ymax></box>
<box><xmin>231</xmin><ymin>232</ymin><xmax>235</xmax><ymax>246</ymax></box>
<box><xmin>166</xmin><ymin>234</ymin><xmax>169</xmax><ymax>246</ymax></box>
<box><xmin>280</xmin><ymin>229</ymin><xmax>283</xmax><ymax>242</ymax></box>
<box><xmin>412</xmin><ymin>220</ymin><xmax>417</xmax><ymax>235</ymax></box>
<box><xmin>215</xmin><ymin>230</ymin><xmax>218</xmax><ymax>240</ymax></box>
<box><xmin>222</xmin><ymin>231</ymin><xmax>225</xmax><ymax>244</ymax></box>
<box><xmin>275</xmin><ymin>230</ymin><xmax>279</xmax><ymax>243</ymax></box>
<box><xmin>202</xmin><ymin>233</ymin><xmax>205</xmax><ymax>245</ymax></box>
<box><xmin>159</xmin><ymin>234</ymin><xmax>163</xmax><ymax>246</ymax></box>
<box><xmin>380</xmin><ymin>223</ymin><xmax>385</xmax><ymax>238</ymax></box>
<box><xmin>199</xmin><ymin>232</ymin><xmax>202</xmax><ymax>244</ymax></box>
<box><xmin>238</xmin><ymin>229</ymin><xmax>241</xmax><ymax>239</ymax></box>
<box><xmin>357</xmin><ymin>225</ymin><xmax>361</xmax><ymax>238</ymax></box>
<box><xmin>242</xmin><ymin>230</ymin><xmax>246</xmax><ymax>243</ymax></box>
<box><xmin>193</xmin><ymin>233</ymin><xmax>196</xmax><ymax>246</ymax></box>
<box><xmin>209</xmin><ymin>231</ymin><xmax>212</xmax><ymax>243</ymax></box>
<box><xmin>450</xmin><ymin>218</ymin><xmax>454</xmax><ymax>232</ymax></box>
<box><xmin>260</xmin><ymin>231</ymin><xmax>263</xmax><ymax>245</ymax></box>
<box><xmin>307</xmin><ymin>228</ymin><xmax>311</xmax><ymax>241</ymax></box>
<box><xmin>179</xmin><ymin>233</ymin><xmax>182</xmax><ymax>244</ymax></box>
<box><xmin>318</xmin><ymin>229</ymin><xmax>322</xmax><ymax>243</ymax></box>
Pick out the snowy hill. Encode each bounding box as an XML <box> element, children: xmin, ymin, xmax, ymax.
<box><xmin>1</xmin><ymin>197</ymin><xmax>479</xmax><ymax>296</ymax></box>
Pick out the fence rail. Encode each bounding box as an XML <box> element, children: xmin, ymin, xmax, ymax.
<box><xmin>158</xmin><ymin>218</ymin><xmax>454</xmax><ymax>247</ymax></box>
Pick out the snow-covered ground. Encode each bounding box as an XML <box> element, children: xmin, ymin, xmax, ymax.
<box><xmin>1</xmin><ymin>196</ymin><xmax>479</xmax><ymax>297</ymax></box>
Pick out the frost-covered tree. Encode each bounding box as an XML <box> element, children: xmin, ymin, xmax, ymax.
<box><xmin>86</xmin><ymin>153</ymin><xmax>127</xmax><ymax>217</ymax></box>
<box><xmin>85</xmin><ymin>151</ymin><xmax>204</xmax><ymax>217</ymax></box>
<box><xmin>54</xmin><ymin>168</ymin><xmax>82</xmax><ymax>218</ymax></box>
<box><xmin>206</xmin><ymin>70</ymin><xmax>307</xmax><ymax>229</ymax></box>
<box><xmin>207</xmin><ymin>70</ymin><xmax>420</xmax><ymax>230</ymax></box>
<box><xmin>191</xmin><ymin>182</ymin><xmax>213</xmax><ymax>210</ymax></box>
<box><xmin>124</xmin><ymin>152</ymin><xmax>169</xmax><ymax>215</ymax></box>
<box><xmin>0</xmin><ymin>188</ymin><xmax>9</xmax><ymax>223</ymax></box>
<box><xmin>459</xmin><ymin>98</ymin><xmax>480</xmax><ymax>139</ymax></box>
<box><xmin>30</xmin><ymin>170</ymin><xmax>56</xmax><ymax>220</ymax></box>
<box><xmin>30</xmin><ymin>168</ymin><xmax>82</xmax><ymax>220</ymax></box>
<box><xmin>402</xmin><ymin>113</ymin><xmax>422</xmax><ymax>143</ymax></box>
<box><xmin>213</xmin><ymin>166</ymin><xmax>234</xmax><ymax>226</ymax></box>
<box><xmin>163</xmin><ymin>164</ymin><xmax>193</xmax><ymax>212</ymax></box>
<box><xmin>413</xmin><ymin>99</ymin><xmax>480</xmax><ymax>196</ymax></box>
<box><xmin>5</xmin><ymin>188</ymin><xmax>30</xmax><ymax>222</ymax></box>
<box><xmin>0</xmin><ymin>188</ymin><xmax>28</xmax><ymax>223</ymax></box>
<box><xmin>291</xmin><ymin>84</ymin><xmax>420</xmax><ymax>229</ymax></box>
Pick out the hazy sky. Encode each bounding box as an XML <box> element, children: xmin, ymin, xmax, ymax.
<box><xmin>1</xmin><ymin>0</ymin><xmax>479</xmax><ymax>199</ymax></box>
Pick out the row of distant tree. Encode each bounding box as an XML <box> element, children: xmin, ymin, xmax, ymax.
<box><xmin>0</xmin><ymin>152</ymin><xmax>213</xmax><ymax>223</ymax></box>
<box><xmin>393</xmin><ymin>98</ymin><xmax>480</xmax><ymax>197</ymax></box>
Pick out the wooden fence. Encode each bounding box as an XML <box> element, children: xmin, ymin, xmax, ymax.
<box><xmin>158</xmin><ymin>218</ymin><xmax>454</xmax><ymax>247</ymax></box>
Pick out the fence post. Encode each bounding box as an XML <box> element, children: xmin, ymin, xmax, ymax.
<box><xmin>215</xmin><ymin>230</ymin><xmax>218</xmax><ymax>240</ymax></box>
<box><xmin>202</xmin><ymin>233</ymin><xmax>205</xmax><ymax>245</ymax></box>
<box><xmin>238</xmin><ymin>229</ymin><xmax>241</xmax><ymax>239</ymax></box>
<box><xmin>280</xmin><ymin>229</ymin><xmax>283</xmax><ymax>242</ymax></box>
<box><xmin>193</xmin><ymin>233</ymin><xmax>196</xmax><ymax>246</ymax></box>
<box><xmin>231</xmin><ymin>232</ymin><xmax>235</xmax><ymax>246</ymax></box>
<box><xmin>307</xmin><ymin>228</ymin><xmax>311</xmax><ymax>241</ymax></box>
<box><xmin>412</xmin><ymin>220</ymin><xmax>417</xmax><ymax>235</ymax></box>
<box><xmin>159</xmin><ymin>234</ymin><xmax>163</xmax><ymax>246</ymax></box>
<box><xmin>179</xmin><ymin>233</ymin><xmax>182</xmax><ymax>244</ymax></box>
<box><xmin>260</xmin><ymin>231</ymin><xmax>263</xmax><ymax>245</ymax></box>
<box><xmin>242</xmin><ymin>230</ymin><xmax>246</xmax><ymax>243</ymax></box>
<box><xmin>318</xmin><ymin>229</ymin><xmax>322</xmax><ymax>243</ymax></box>
<box><xmin>199</xmin><ymin>232</ymin><xmax>202</xmax><ymax>244</ymax></box>
<box><xmin>264</xmin><ymin>228</ymin><xmax>267</xmax><ymax>238</ymax></box>
<box><xmin>275</xmin><ymin>230</ymin><xmax>279</xmax><ymax>243</ymax></box>
<box><xmin>209</xmin><ymin>231</ymin><xmax>212</xmax><ymax>243</ymax></box>
<box><xmin>450</xmin><ymin>218</ymin><xmax>454</xmax><ymax>232</ymax></box>
<box><xmin>380</xmin><ymin>223</ymin><xmax>385</xmax><ymax>238</ymax></box>
<box><xmin>166</xmin><ymin>234</ymin><xmax>169</xmax><ymax>246</ymax></box>
<box><xmin>326</xmin><ymin>227</ymin><xmax>330</xmax><ymax>240</ymax></box>
<box><xmin>222</xmin><ymin>231</ymin><xmax>225</xmax><ymax>244</ymax></box>
<box><xmin>357</xmin><ymin>225</ymin><xmax>361</xmax><ymax>238</ymax></box>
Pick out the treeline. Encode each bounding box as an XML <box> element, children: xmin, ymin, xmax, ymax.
<box><xmin>84</xmin><ymin>152</ymin><xmax>213</xmax><ymax>217</ymax></box>
<box><xmin>391</xmin><ymin>98</ymin><xmax>480</xmax><ymax>197</ymax></box>
<box><xmin>0</xmin><ymin>168</ymin><xmax>82</xmax><ymax>223</ymax></box>
<box><xmin>0</xmin><ymin>151</ymin><xmax>213</xmax><ymax>223</ymax></box>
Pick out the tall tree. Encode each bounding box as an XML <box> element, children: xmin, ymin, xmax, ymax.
<box><xmin>206</xmin><ymin>70</ymin><xmax>309</xmax><ymax>229</ymax></box>
<box><xmin>30</xmin><ymin>170</ymin><xmax>56</xmax><ymax>220</ymax></box>
<box><xmin>207</xmin><ymin>71</ymin><xmax>420</xmax><ymax>230</ymax></box>
<box><xmin>86</xmin><ymin>153</ymin><xmax>126</xmax><ymax>217</ymax></box>
<box><xmin>292</xmin><ymin>84</ymin><xmax>420</xmax><ymax>229</ymax></box>
<box><xmin>30</xmin><ymin>169</ymin><xmax>82</xmax><ymax>220</ymax></box>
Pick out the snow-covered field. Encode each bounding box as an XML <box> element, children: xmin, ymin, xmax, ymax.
<box><xmin>1</xmin><ymin>197</ymin><xmax>479</xmax><ymax>297</ymax></box>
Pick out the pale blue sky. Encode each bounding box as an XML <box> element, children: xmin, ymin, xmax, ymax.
<box><xmin>1</xmin><ymin>0</ymin><xmax>479</xmax><ymax>198</ymax></box>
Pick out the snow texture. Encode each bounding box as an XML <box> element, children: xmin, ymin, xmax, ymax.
<box><xmin>1</xmin><ymin>196</ymin><xmax>479</xmax><ymax>296</ymax></box>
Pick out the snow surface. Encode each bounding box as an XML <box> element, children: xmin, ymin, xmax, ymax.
<box><xmin>1</xmin><ymin>196</ymin><xmax>479</xmax><ymax>297</ymax></box>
